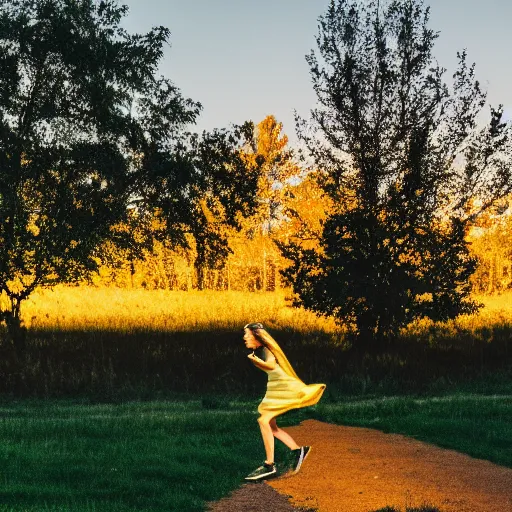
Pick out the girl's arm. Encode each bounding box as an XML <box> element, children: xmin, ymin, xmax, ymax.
<box><xmin>247</xmin><ymin>347</ymin><xmax>277</xmax><ymax>371</ymax></box>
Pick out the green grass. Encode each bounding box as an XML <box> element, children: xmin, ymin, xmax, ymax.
<box><xmin>0</xmin><ymin>392</ymin><xmax>509</xmax><ymax>511</ymax></box>
<box><xmin>0</xmin><ymin>397</ymin><xmax>274</xmax><ymax>512</ymax></box>
<box><xmin>0</xmin><ymin>286</ymin><xmax>509</xmax><ymax>509</ymax></box>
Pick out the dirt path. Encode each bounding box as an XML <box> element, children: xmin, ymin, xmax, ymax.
<box><xmin>207</xmin><ymin>419</ymin><xmax>512</xmax><ymax>512</ymax></box>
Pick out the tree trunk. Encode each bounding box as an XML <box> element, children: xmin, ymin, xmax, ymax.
<box><xmin>355</xmin><ymin>310</ymin><xmax>382</xmax><ymax>353</ymax></box>
<box><xmin>196</xmin><ymin>264</ymin><xmax>205</xmax><ymax>290</ymax></box>
<box><xmin>195</xmin><ymin>241</ymin><xmax>207</xmax><ymax>290</ymax></box>
<box><xmin>3</xmin><ymin>295</ymin><xmax>26</xmax><ymax>352</ymax></box>
<box><xmin>263</xmin><ymin>248</ymin><xmax>267</xmax><ymax>292</ymax></box>
<box><xmin>130</xmin><ymin>260</ymin><xmax>135</xmax><ymax>288</ymax></box>
<box><xmin>487</xmin><ymin>256</ymin><xmax>494</xmax><ymax>294</ymax></box>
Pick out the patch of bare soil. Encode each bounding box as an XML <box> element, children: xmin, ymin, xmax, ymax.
<box><xmin>206</xmin><ymin>482</ymin><xmax>316</xmax><ymax>512</ymax></box>
<box><xmin>207</xmin><ymin>419</ymin><xmax>512</xmax><ymax>512</ymax></box>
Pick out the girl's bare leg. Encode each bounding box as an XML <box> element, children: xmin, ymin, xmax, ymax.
<box><xmin>257</xmin><ymin>415</ymin><xmax>275</xmax><ymax>464</ymax></box>
<box><xmin>269</xmin><ymin>418</ymin><xmax>300</xmax><ymax>450</ymax></box>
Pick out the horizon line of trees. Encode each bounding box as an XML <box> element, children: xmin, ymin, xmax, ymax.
<box><xmin>2</xmin><ymin>0</ymin><xmax>512</xmax><ymax>351</ymax></box>
<box><xmin>89</xmin><ymin>168</ymin><xmax>512</xmax><ymax>295</ymax></box>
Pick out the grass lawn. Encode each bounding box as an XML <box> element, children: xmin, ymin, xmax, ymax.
<box><xmin>0</xmin><ymin>392</ymin><xmax>510</xmax><ymax>511</ymax></box>
<box><xmin>0</xmin><ymin>398</ymin><xmax>267</xmax><ymax>512</ymax></box>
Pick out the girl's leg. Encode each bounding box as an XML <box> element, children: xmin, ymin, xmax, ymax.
<box><xmin>257</xmin><ymin>415</ymin><xmax>275</xmax><ymax>464</ymax></box>
<box><xmin>269</xmin><ymin>417</ymin><xmax>300</xmax><ymax>450</ymax></box>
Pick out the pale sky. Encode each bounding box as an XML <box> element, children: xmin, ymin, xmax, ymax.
<box><xmin>121</xmin><ymin>0</ymin><xmax>512</xmax><ymax>146</ymax></box>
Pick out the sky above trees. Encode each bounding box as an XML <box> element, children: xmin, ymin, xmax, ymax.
<box><xmin>121</xmin><ymin>0</ymin><xmax>512</xmax><ymax>145</ymax></box>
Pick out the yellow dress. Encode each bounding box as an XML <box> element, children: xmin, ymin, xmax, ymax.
<box><xmin>256</xmin><ymin>346</ymin><xmax>326</xmax><ymax>419</ymax></box>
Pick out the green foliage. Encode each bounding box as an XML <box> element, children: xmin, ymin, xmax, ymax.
<box><xmin>0</xmin><ymin>0</ymin><xmax>200</xmax><ymax>338</ymax></box>
<box><xmin>0</xmin><ymin>1</ymin><xmax>262</xmax><ymax>320</ymax></box>
<box><xmin>182</xmin><ymin>124</ymin><xmax>263</xmax><ymax>289</ymax></box>
<box><xmin>281</xmin><ymin>0</ymin><xmax>512</xmax><ymax>347</ymax></box>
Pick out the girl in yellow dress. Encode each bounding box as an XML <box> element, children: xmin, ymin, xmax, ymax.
<box><xmin>243</xmin><ymin>322</ymin><xmax>326</xmax><ymax>481</ymax></box>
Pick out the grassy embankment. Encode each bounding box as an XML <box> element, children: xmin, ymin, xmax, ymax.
<box><xmin>0</xmin><ymin>286</ymin><xmax>509</xmax><ymax>511</ymax></box>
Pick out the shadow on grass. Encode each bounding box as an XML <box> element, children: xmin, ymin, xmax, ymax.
<box><xmin>0</xmin><ymin>325</ymin><xmax>510</xmax><ymax>399</ymax></box>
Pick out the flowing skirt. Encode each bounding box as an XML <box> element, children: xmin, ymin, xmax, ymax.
<box><xmin>257</xmin><ymin>365</ymin><xmax>326</xmax><ymax>419</ymax></box>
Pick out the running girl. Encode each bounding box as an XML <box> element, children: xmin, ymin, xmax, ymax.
<box><xmin>243</xmin><ymin>322</ymin><xmax>326</xmax><ymax>481</ymax></box>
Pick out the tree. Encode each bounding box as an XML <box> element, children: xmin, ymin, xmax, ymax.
<box><xmin>92</xmin><ymin>207</ymin><xmax>168</xmax><ymax>288</ymax></box>
<box><xmin>136</xmin><ymin>122</ymin><xmax>263</xmax><ymax>290</ymax></box>
<box><xmin>278</xmin><ymin>171</ymin><xmax>335</xmax><ymax>251</ymax></box>
<box><xmin>146</xmin><ymin>116</ymin><xmax>294</xmax><ymax>292</ymax></box>
<box><xmin>92</xmin><ymin>123</ymin><xmax>264</xmax><ymax>292</ymax></box>
<box><xmin>0</xmin><ymin>0</ymin><xmax>200</xmax><ymax>343</ymax></box>
<box><xmin>467</xmin><ymin>196</ymin><xmax>512</xmax><ymax>294</ymax></box>
<box><xmin>229</xmin><ymin>116</ymin><xmax>300</xmax><ymax>291</ymax></box>
<box><xmin>187</xmin><ymin>124</ymin><xmax>264</xmax><ymax>290</ymax></box>
<box><xmin>249</xmin><ymin>115</ymin><xmax>296</xmax><ymax>235</ymax></box>
<box><xmin>280</xmin><ymin>0</ymin><xmax>512</xmax><ymax>348</ymax></box>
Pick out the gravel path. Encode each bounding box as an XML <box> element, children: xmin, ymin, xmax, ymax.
<box><xmin>207</xmin><ymin>419</ymin><xmax>512</xmax><ymax>512</ymax></box>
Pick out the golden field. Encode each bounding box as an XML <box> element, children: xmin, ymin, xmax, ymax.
<box><xmin>6</xmin><ymin>285</ymin><xmax>512</xmax><ymax>338</ymax></box>
<box><xmin>13</xmin><ymin>286</ymin><xmax>340</xmax><ymax>334</ymax></box>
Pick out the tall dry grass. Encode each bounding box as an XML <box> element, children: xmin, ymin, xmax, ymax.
<box><xmin>15</xmin><ymin>286</ymin><xmax>512</xmax><ymax>339</ymax></box>
<box><xmin>18</xmin><ymin>286</ymin><xmax>340</xmax><ymax>335</ymax></box>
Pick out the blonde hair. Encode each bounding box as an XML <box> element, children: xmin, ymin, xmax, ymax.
<box><xmin>244</xmin><ymin>323</ymin><xmax>302</xmax><ymax>381</ymax></box>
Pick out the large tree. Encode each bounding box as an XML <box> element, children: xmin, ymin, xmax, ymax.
<box><xmin>164</xmin><ymin>123</ymin><xmax>262</xmax><ymax>290</ymax></box>
<box><xmin>0</xmin><ymin>0</ymin><xmax>201</xmax><ymax>342</ymax></box>
<box><xmin>280</xmin><ymin>0</ymin><xmax>512</xmax><ymax>347</ymax></box>
<box><xmin>249</xmin><ymin>115</ymin><xmax>297</xmax><ymax>235</ymax></box>
<box><xmin>93</xmin><ymin>122</ymin><xmax>265</xmax><ymax>292</ymax></box>
<box><xmin>233</xmin><ymin>116</ymin><xmax>300</xmax><ymax>291</ymax></box>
